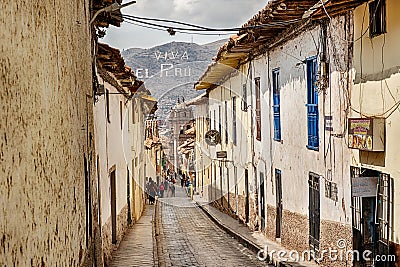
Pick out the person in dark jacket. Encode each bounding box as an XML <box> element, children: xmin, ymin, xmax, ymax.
<box><xmin>148</xmin><ymin>178</ymin><xmax>156</xmax><ymax>204</ymax></box>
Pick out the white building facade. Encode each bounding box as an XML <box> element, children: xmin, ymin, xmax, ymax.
<box><xmin>351</xmin><ymin>0</ymin><xmax>400</xmax><ymax>263</ymax></box>
<box><xmin>94</xmin><ymin>43</ymin><xmax>150</xmax><ymax>265</ymax></box>
<box><xmin>194</xmin><ymin>1</ymin><xmax>379</xmax><ymax>266</ymax></box>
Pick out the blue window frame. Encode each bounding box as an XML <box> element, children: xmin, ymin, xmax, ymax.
<box><xmin>272</xmin><ymin>69</ymin><xmax>281</xmax><ymax>141</ymax></box>
<box><xmin>306</xmin><ymin>57</ymin><xmax>319</xmax><ymax>150</ymax></box>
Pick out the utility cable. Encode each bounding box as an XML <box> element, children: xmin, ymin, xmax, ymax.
<box><xmin>319</xmin><ymin>0</ymin><xmax>383</xmax><ymax>43</ymax></box>
<box><xmin>121</xmin><ymin>19</ymin><xmax>232</xmax><ymax>36</ymax></box>
<box><xmin>350</xmin><ymin>100</ymin><xmax>400</xmax><ymax>118</ymax></box>
<box><xmin>117</xmin><ymin>14</ymin><xmax>301</xmax><ymax>32</ymax></box>
<box><xmin>122</xmin><ymin>14</ymin><xmax>211</xmax><ymax>30</ymax></box>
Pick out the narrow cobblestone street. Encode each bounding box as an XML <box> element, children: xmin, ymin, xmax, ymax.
<box><xmin>156</xmin><ymin>187</ymin><xmax>267</xmax><ymax>267</ymax></box>
<box><xmin>109</xmin><ymin>185</ymin><xmax>269</xmax><ymax>267</ymax></box>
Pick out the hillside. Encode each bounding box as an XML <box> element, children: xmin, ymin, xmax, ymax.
<box><xmin>121</xmin><ymin>40</ymin><xmax>226</xmax><ymax>121</ymax></box>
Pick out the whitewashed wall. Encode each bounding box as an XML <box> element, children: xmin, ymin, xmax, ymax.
<box><xmin>93</xmin><ymin>74</ymin><xmax>148</xmax><ymax>263</ymax></box>
<box><xmin>203</xmin><ymin>14</ymin><xmax>356</xmax><ymax>254</ymax></box>
<box><xmin>94</xmin><ymin>77</ymin><xmax>128</xmax><ymax>227</ymax></box>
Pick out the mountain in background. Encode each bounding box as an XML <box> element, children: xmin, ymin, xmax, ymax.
<box><xmin>121</xmin><ymin>39</ymin><xmax>226</xmax><ymax>122</ymax></box>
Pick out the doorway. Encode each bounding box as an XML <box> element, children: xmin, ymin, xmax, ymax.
<box><xmin>220</xmin><ymin>164</ymin><xmax>223</xmax><ymax>205</ymax></box>
<box><xmin>110</xmin><ymin>169</ymin><xmax>117</xmax><ymax>244</ymax></box>
<box><xmin>309</xmin><ymin>172</ymin><xmax>320</xmax><ymax>255</ymax></box>
<box><xmin>259</xmin><ymin>172</ymin><xmax>265</xmax><ymax>230</ymax></box>
<box><xmin>127</xmin><ymin>167</ymin><xmax>132</xmax><ymax>225</ymax></box>
<box><xmin>245</xmin><ymin>169</ymin><xmax>249</xmax><ymax>223</ymax></box>
<box><xmin>275</xmin><ymin>169</ymin><xmax>282</xmax><ymax>238</ymax></box>
<box><xmin>227</xmin><ymin>166</ymin><xmax>230</xmax><ymax>209</ymax></box>
<box><xmin>351</xmin><ymin>167</ymin><xmax>392</xmax><ymax>267</ymax></box>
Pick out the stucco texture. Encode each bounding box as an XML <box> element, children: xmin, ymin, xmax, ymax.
<box><xmin>0</xmin><ymin>1</ymin><xmax>94</xmax><ymax>266</ymax></box>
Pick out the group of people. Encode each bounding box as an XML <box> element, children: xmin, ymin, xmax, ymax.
<box><xmin>145</xmin><ymin>176</ymin><xmax>176</xmax><ymax>204</ymax></box>
<box><xmin>180</xmin><ymin>173</ymin><xmax>191</xmax><ymax>188</ymax></box>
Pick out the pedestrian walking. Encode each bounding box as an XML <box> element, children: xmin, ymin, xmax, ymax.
<box><xmin>159</xmin><ymin>182</ymin><xmax>165</xmax><ymax>198</ymax></box>
<box><xmin>170</xmin><ymin>182</ymin><xmax>175</xmax><ymax>197</ymax></box>
<box><xmin>145</xmin><ymin>177</ymin><xmax>150</xmax><ymax>204</ymax></box>
<box><xmin>148</xmin><ymin>178</ymin><xmax>156</xmax><ymax>204</ymax></box>
<box><xmin>163</xmin><ymin>179</ymin><xmax>169</xmax><ymax>197</ymax></box>
<box><xmin>163</xmin><ymin>180</ymin><xmax>169</xmax><ymax>192</ymax></box>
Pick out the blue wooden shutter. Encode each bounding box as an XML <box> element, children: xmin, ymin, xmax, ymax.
<box><xmin>272</xmin><ymin>69</ymin><xmax>281</xmax><ymax>141</ymax></box>
<box><xmin>306</xmin><ymin>57</ymin><xmax>319</xmax><ymax>150</ymax></box>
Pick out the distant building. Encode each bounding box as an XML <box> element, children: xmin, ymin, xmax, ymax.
<box><xmin>144</xmin><ymin>113</ymin><xmax>164</xmax><ymax>185</ymax></box>
<box><xmin>166</xmin><ymin>101</ymin><xmax>194</xmax><ymax>175</ymax></box>
<box><xmin>186</xmin><ymin>93</ymin><xmax>210</xmax><ymax>195</ymax></box>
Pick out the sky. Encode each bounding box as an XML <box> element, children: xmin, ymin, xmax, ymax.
<box><xmin>102</xmin><ymin>0</ymin><xmax>267</xmax><ymax>50</ymax></box>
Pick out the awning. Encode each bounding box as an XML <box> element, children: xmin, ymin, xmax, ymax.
<box><xmin>186</xmin><ymin>92</ymin><xmax>209</xmax><ymax>105</ymax></box>
<box><xmin>140</xmin><ymin>95</ymin><xmax>157</xmax><ymax>102</ymax></box>
<box><xmin>184</xmin><ymin>127</ymin><xmax>195</xmax><ymax>135</ymax></box>
<box><xmin>178</xmin><ymin>140</ymin><xmax>195</xmax><ymax>150</ymax></box>
<box><xmin>97</xmin><ymin>42</ymin><xmax>144</xmax><ymax>94</ymax></box>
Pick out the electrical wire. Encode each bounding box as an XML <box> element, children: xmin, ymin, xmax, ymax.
<box><xmin>350</xmin><ymin>100</ymin><xmax>400</xmax><ymax>118</ymax></box>
<box><xmin>320</xmin><ymin>0</ymin><xmax>383</xmax><ymax>44</ymax></box>
<box><xmin>115</xmin><ymin>1</ymin><xmax>381</xmax><ymax>39</ymax></box>
<box><xmin>116</xmin><ymin>14</ymin><xmax>301</xmax><ymax>33</ymax></box>
<box><xmin>122</xmin><ymin>15</ymin><xmax>237</xmax><ymax>32</ymax></box>
<box><xmin>121</xmin><ymin>14</ymin><xmax>212</xmax><ymax>30</ymax></box>
<box><xmin>121</xmin><ymin>19</ymin><xmax>232</xmax><ymax>36</ymax></box>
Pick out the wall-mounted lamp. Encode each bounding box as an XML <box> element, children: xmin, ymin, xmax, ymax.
<box><xmin>90</xmin><ymin>1</ymin><xmax>136</xmax><ymax>25</ymax></box>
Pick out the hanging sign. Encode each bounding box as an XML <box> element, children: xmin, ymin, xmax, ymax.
<box><xmin>205</xmin><ymin>130</ymin><xmax>221</xmax><ymax>146</ymax></box>
<box><xmin>216</xmin><ymin>151</ymin><xmax>227</xmax><ymax>158</ymax></box>
<box><xmin>351</xmin><ymin>177</ymin><xmax>378</xmax><ymax>197</ymax></box>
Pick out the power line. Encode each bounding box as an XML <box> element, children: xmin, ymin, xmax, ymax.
<box><xmin>118</xmin><ymin>18</ymin><xmax>233</xmax><ymax>36</ymax></box>
<box><xmin>117</xmin><ymin>14</ymin><xmax>301</xmax><ymax>33</ymax></box>
<box><xmin>123</xmin><ymin>14</ymin><xmax>211</xmax><ymax>30</ymax></box>
<box><xmin>319</xmin><ymin>0</ymin><xmax>383</xmax><ymax>43</ymax></box>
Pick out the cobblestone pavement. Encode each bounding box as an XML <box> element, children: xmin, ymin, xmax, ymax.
<box><xmin>110</xmin><ymin>205</ymin><xmax>154</xmax><ymax>267</ymax></box>
<box><xmin>157</xmin><ymin>186</ymin><xmax>268</xmax><ymax>267</ymax></box>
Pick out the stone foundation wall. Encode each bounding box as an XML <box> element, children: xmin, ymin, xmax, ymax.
<box><xmin>248</xmin><ymin>196</ymin><xmax>259</xmax><ymax>231</ymax></box>
<box><xmin>133</xmin><ymin>186</ymin><xmax>145</xmax><ymax>221</ymax></box>
<box><xmin>226</xmin><ymin>192</ymin><xmax>237</xmax><ymax>213</ymax></box>
<box><xmin>102</xmin><ymin>204</ymin><xmax>130</xmax><ymax>266</ymax></box>
<box><xmin>209</xmin><ymin>187</ymin><xmax>258</xmax><ymax>231</ymax></box>
<box><xmin>281</xmin><ymin>210</ymin><xmax>310</xmax><ymax>253</ymax></box>
<box><xmin>237</xmin><ymin>194</ymin><xmax>246</xmax><ymax>223</ymax></box>
<box><xmin>265</xmin><ymin>207</ymin><xmax>353</xmax><ymax>267</ymax></box>
<box><xmin>319</xmin><ymin>220</ymin><xmax>353</xmax><ymax>267</ymax></box>
<box><xmin>212</xmin><ymin>192</ymin><xmax>239</xmax><ymax>219</ymax></box>
<box><xmin>266</xmin><ymin>204</ymin><xmax>277</xmax><ymax>240</ymax></box>
<box><xmin>102</xmin><ymin>218</ymin><xmax>113</xmax><ymax>266</ymax></box>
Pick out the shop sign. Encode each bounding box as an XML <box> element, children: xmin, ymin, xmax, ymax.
<box><xmin>351</xmin><ymin>177</ymin><xmax>378</xmax><ymax>197</ymax></box>
<box><xmin>216</xmin><ymin>151</ymin><xmax>227</xmax><ymax>158</ymax></box>
<box><xmin>348</xmin><ymin>118</ymin><xmax>374</xmax><ymax>151</ymax></box>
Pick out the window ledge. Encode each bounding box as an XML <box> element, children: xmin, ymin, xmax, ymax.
<box><xmin>306</xmin><ymin>145</ymin><xmax>319</xmax><ymax>151</ymax></box>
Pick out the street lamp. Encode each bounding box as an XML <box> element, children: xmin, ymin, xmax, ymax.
<box><xmin>90</xmin><ymin>1</ymin><xmax>136</xmax><ymax>25</ymax></box>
